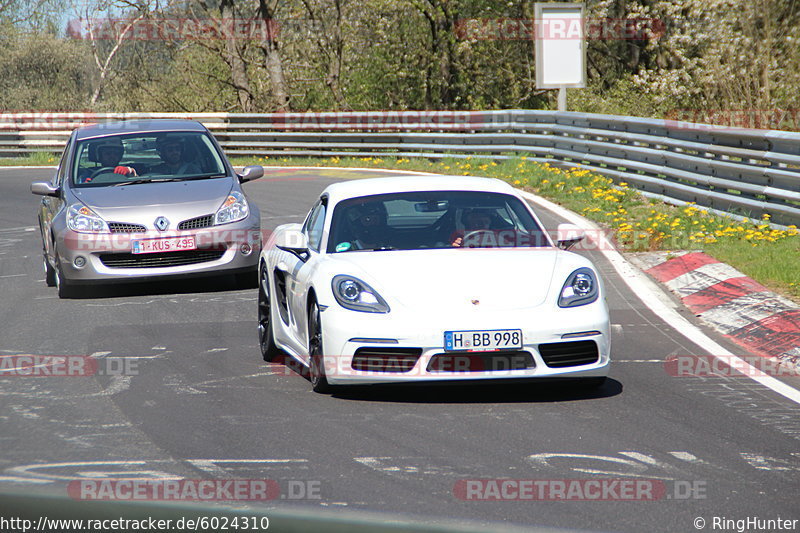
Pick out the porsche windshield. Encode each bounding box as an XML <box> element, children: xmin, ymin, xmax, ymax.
<box><xmin>71</xmin><ymin>131</ymin><xmax>227</xmax><ymax>187</ymax></box>
<box><xmin>327</xmin><ymin>190</ymin><xmax>549</xmax><ymax>252</ymax></box>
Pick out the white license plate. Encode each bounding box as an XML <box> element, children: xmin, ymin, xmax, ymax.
<box><xmin>132</xmin><ymin>236</ymin><xmax>197</xmax><ymax>254</ymax></box>
<box><xmin>444</xmin><ymin>329</ymin><xmax>522</xmax><ymax>352</ymax></box>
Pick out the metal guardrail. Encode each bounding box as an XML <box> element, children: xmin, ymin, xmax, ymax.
<box><xmin>1</xmin><ymin>110</ymin><xmax>798</xmax><ymax>225</ymax></box>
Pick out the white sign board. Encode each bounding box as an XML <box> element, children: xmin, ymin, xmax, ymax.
<box><xmin>535</xmin><ymin>3</ymin><xmax>586</xmax><ymax>89</ymax></box>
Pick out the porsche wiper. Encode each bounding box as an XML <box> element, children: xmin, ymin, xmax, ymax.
<box><xmin>365</xmin><ymin>246</ymin><xmax>398</xmax><ymax>251</ymax></box>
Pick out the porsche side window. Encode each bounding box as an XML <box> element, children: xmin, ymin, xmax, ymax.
<box><xmin>301</xmin><ymin>202</ymin><xmax>318</xmax><ymax>233</ymax></box>
<box><xmin>305</xmin><ymin>201</ymin><xmax>327</xmax><ymax>252</ymax></box>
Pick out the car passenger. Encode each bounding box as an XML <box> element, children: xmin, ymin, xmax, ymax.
<box><xmin>149</xmin><ymin>135</ymin><xmax>201</xmax><ymax>175</ymax></box>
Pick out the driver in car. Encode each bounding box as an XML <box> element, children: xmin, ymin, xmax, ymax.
<box><xmin>80</xmin><ymin>137</ymin><xmax>136</xmax><ymax>183</ymax></box>
<box><xmin>345</xmin><ymin>203</ymin><xmax>391</xmax><ymax>250</ymax></box>
<box><xmin>451</xmin><ymin>209</ymin><xmax>493</xmax><ymax>247</ymax></box>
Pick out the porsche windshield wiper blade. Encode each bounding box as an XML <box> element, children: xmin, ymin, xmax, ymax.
<box><xmin>365</xmin><ymin>246</ymin><xmax>398</xmax><ymax>251</ymax></box>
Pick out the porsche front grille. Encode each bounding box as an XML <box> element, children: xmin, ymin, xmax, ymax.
<box><xmin>427</xmin><ymin>351</ymin><xmax>535</xmax><ymax>372</ymax></box>
<box><xmin>98</xmin><ymin>249</ymin><xmax>225</xmax><ymax>268</ymax></box>
<box><xmin>351</xmin><ymin>348</ymin><xmax>422</xmax><ymax>373</ymax></box>
<box><xmin>538</xmin><ymin>340</ymin><xmax>599</xmax><ymax>368</ymax></box>
<box><xmin>178</xmin><ymin>215</ymin><xmax>214</xmax><ymax>230</ymax></box>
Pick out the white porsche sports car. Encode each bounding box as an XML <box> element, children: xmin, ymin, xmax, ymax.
<box><xmin>258</xmin><ymin>175</ymin><xmax>610</xmax><ymax>393</ymax></box>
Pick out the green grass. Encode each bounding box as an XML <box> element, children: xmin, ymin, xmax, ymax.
<box><xmin>235</xmin><ymin>154</ymin><xmax>800</xmax><ymax>302</ymax></box>
<box><xmin>704</xmin><ymin>238</ymin><xmax>800</xmax><ymax>299</ymax></box>
<box><xmin>0</xmin><ymin>152</ymin><xmax>58</xmax><ymax>166</ymax></box>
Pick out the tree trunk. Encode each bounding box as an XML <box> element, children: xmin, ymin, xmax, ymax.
<box><xmin>257</xmin><ymin>0</ymin><xmax>290</xmax><ymax>111</ymax></box>
<box><xmin>325</xmin><ymin>0</ymin><xmax>347</xmax><ymax>109</ymax></box>
<box><xmin>416</xmin><ymin>0</ymin><xmax>460</xmax><ymax>109</ymax></box>
<box><xmin>220</xmin><ymin>0</ymin><xmax>254</xmax><ymax>112</ymax></box>
<box><xmin>301</xmin><ymin>0</ymin><xmax>348</xmax><ymax>109</ymax></box>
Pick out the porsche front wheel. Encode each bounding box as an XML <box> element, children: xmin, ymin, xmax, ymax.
<box><xmin>308</xmin><ymin>301</ymin><xmax>332</xmax><ymax>393</ymax></box>
<box><xmin>258</xmin><ymin>264</ymin><xmax>279</xmax><ymax>362</ymax></box>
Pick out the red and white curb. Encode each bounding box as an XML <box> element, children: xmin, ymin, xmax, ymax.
<box><xmin>630</xmin><ymin>251</ymin><xmax>800</xmax><ymax>366</ymax></box>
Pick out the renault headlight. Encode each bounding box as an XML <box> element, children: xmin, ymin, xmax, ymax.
<box><xmin>67</xmin><ymin>204</ymin><xmax>109</xmax><ymax>233</ymax></box>
<box><xmin>558</xmin><ymin>267</ymin><xmax>599</xmax><ymax>308</ymax></box>
<box><xmin>332</xmin><ymin>275</ymin><xmax>390</xmax><ymax>313</ymax></box>
<box><xmin>215</xmin><ymin>190</ymin><xmax>249</xmax><ymax>225</ymax></box>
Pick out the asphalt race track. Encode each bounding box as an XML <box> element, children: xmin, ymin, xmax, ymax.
<box><xmin>1</xmin><ymin>166</ymin><xmax>799</xmax><ymax>532</ymax></box>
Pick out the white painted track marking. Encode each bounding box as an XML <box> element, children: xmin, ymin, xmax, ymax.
<box><xmin>526</xmin><ymin>452</ymin><xmax>671</xmax><ymax>479</ymax></box>
<box><xmin>7</xmin><ymin>459</ymin><xmax>309</xmax><ymax>481</ymax></box>
<box><xmin>0</xmin><ymin>476</ymin><xmax>53</xmax><ymax>484</ymax></box>
<box><xmin>0</xmin><ymin>226</ymin><xmax>36</xmax><ymax>233</ymax></box>
<box><xmin>739</xmin><ymin>453</ymin><xmax>800</xmax><ymax>471</ymax></box>
<box><xmin>0</xmin><ymin>166</ymin><xmax>56</xmax><ymax>170</ymax></box>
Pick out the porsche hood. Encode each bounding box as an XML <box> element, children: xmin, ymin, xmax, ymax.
<box><xmin>326</xmin><ymin>248</ymin><xmax>569</xmax><ymax>311</ymax></box>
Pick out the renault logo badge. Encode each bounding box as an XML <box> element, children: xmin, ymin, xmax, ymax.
<box><xmin>154</xmin><ymin>217</ymin><xmax>169</xmax><ymax>231</ymax></box>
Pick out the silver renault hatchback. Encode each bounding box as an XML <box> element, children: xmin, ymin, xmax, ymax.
<box><xmin>31</xmin><ymin>119</ymin><xmax>264</xmax><ymax>298</ymax></box>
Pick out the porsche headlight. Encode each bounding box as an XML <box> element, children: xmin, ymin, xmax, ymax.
<box><xmin>332</xmin><ymin>275</ymin><xmax>390</xmax><ymax>313</ymax></box>
<box><xmin>215</xmin><ymin>190</ymin><xmax>249</xmax><ymax>225</ymax></box>
<box><xmin>67</xmin><ymin>204</ymin><xmax>109</xmax><ymax>233</ymax></box>
<box><xmin>558</xmin><ymin>267</ymin><xmax>599</xmax><ymax>308</ymax></box>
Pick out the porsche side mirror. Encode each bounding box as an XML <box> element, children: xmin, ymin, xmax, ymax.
<box><xmin>275</xmin><ymin>228</ymin><xmax>308</xmax><ymax>257</ymax></box>
<box><xmin>239</xmin><ymin>165</ymin><xmax>264</xmax><ymax>182</ymax></box>
<box><xmin>556</xmin><ymin>223</ymin><xmax>585</xmax><ymax>250</ymax></box>
<box><xmin>31</xmin><ymin>181</ymin><xmax>60</xmax><ymax>197</ymax></box>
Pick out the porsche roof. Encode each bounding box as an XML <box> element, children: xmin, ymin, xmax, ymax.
<box><xmin>74</xmin><ymin>119</ymin><xmax>208</xmax><ymax>140</ymax></box>
<box><xmin>321</xmin><ymin>175</ymin><xmax>516</xmax><ymax>204</ymax></box>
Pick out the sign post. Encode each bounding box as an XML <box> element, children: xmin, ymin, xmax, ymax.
<box><xmin>534</xmin><ymin>3</ymin><xmax>586</xmax><ymax>112</ymax></box>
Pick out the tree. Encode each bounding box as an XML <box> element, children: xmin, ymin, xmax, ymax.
<box><xmin>257</xmin><ymin>0</ymin><xmax>290</xmax><ymax>110</ymax></box>
<box><xmin>77</xmin><ymin>0</ymin><xmax>149</xmax><ymax>105</ymax></box>
<box><xmin>0</xmin><ymin>27</ymin><xmax>93</xmax><ymax>109</ymax></box>
<box><xmin>297</xmin><ymin>0</ymin><xmax>348</xmax><ymax>108</ymax></box>
<box><xmin>218</xmin><ymin>0</ymin><xmax>256</xmax><ymax>111</ymax></box>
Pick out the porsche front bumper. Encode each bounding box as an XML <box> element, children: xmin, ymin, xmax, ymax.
<box><xmin>317</xmin><ymin>302</ymin><xmax>610</xmax><ymax>385</ymax></box>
